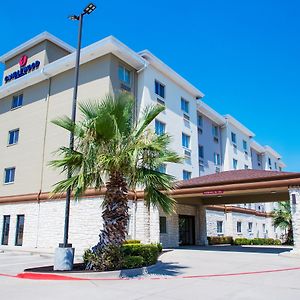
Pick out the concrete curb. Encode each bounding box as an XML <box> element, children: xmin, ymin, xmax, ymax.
<box><xmin>23</xmin><ymin>261</ymin><xmax>163</xmax><ymax>279</ymax></box>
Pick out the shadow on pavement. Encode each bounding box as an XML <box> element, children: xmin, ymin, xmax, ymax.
<box><xmin>174</xmin><ymin>245</ymin><xmax>292</xmax><ymax>254</ymax></box>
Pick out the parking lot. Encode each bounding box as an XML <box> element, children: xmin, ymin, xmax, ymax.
<box><xmin>1</xmin><ymin>246</ymin><xmax>300</xmax><ymax>300</ymax></box>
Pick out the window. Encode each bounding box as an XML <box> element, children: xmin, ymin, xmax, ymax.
<box><xmin>197</xmin><ymin>114</ymin><xmax>203</xmax><ymax>127</ymax></box>
<box><xmin>217</xmin><ymin>221</ymin><xmax>223</xmax><ymax>234</ymax></box>
<box><xmin>214</xmin><ymin>153</ymin><xmax>221</xmax><ymax>166</ymax></box>
<box><xmin>11</xmin><ymin>94</ymin><xmax>23</xmax><ymax>109</ymax></box>
<box><xmin>199</xmin><ymin>145</ymin><xmax>204</xmax><ymax>159</ymax></box>
<box><xmin>155</xmin><ymin>120</ymin><xmax>165</xmax><ymax>135</ymax></box>
<box><xmin>233</xmin><ymin>159</ymin><xmax>238</xmax><ymax>170</ymax></box>
<box><xmin>15</xmin><ymin>215</ymin><xmax>24</xmax><ymax>246</ymax></box>
<box><xmin>181</xmin><ymin>98</ymin><xmax>189</xmax><ymax>114</ymax></box>
<box><xmin>1</xmin><ymin>215</ymin><xmax>10</xmax><ymax>245</ymax></box>
<box><xmin>155</xmin><ymin>80</ymin><xmax>165</xmax><ymax>98</ymax></box>
<box><xmin>268</xmin><ymin>158</ymin><xmax>272</xmax><ymax>166</ymax></box>
<box><xmin>248</xmin><ymin>222</ymin><xmax>253</xmax><ymax>233</ymax></box>
<box><xmin>118</xmin><ymin>65</ymin><xmax>131</xmax><ymax>85</ymax></box>
<box><xmin>157</xmin><ymin>164</ymin><xmax>166</xmax><ymax>174</ymax></box>
<box><xmin>159</xmin><ymin>216</ymin><xmax>167</xmax><ymax>233</ymax></box>
<box><xmin>243</xmin><ymin>140</ymin><xmax>248</xmax><ymax>151</ymax></box>
<box><xmin>183</xmin><ymin>170</ymin><xmax>191</xmax><ymax>180</ymax></box>
<box><xmin>8</xmin><ymin>129</ymin><xmax>19</xmax><ymax>145</ymax></box>
<box><xmin>4</xmin><ymin>167</ymin><xmax>15</xmax><ymax>184</ymax></box>
<box><xmin>182</xmin><ymin>133</ymin><xmax>190</xmax><ymax>149</ymax></box>
<box><xmin>231</xmin><ymin>132</ymin><xmax>237</xmax><ymax>144</ymax></box>
<box><xmin>262</xmin><ymin>223</ymin><xmax>266</xmax><ymax>233</ymax></box>
<box><xmin>257</xmin><ymin>154</ymin><xmax>262</xmax><ymax>166</ymax></box>
<box><xmin>274</xmin><ymin>162</ymin><xmax>277</xmax><ymax>170</ymax></box>
<box><xmin>279</xmin><ymin>166</ymin><xmax>282</xmax><ymax>172</ymax></box>
<box><xmin>212</xmin><ymin>125</ymin><xmax>219</xmax><ymax>137</ymax></box>
<box><xmin>237</xmin><ymin>221</ymin><xmax>242</xmax><ymax>233</ymax></box>
<box><xmin>244</xmin><ymin>164</ymin><xmax>249</xmax><ymax>169</ymax></box>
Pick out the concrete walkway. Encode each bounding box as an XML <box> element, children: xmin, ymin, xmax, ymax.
<box><xmin>1</xmin><ymin>245</ymin><xmax>300</xmax><ymax>299</ymax></box>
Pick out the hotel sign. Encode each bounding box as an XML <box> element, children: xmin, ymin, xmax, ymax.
<box><xmin>4</xmin><ymin>55</ymin><xmax>40</xmax><ymax>84</ymax></box>
<box><xmin>203</xmin><ymin>190</ymin><xmax>224</xmax><ymax>195</ymax></box>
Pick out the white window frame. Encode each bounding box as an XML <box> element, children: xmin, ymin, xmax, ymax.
<box><xmin>155</xmin><ymin>80</ymin><xmax>165</xmax><ymax>99</ymax></box>
<box><xmin>118</xmin><ymin>65</ymin><xmax>131</xmax><ymax>85</ymax></box>
<box><xmin>8</xmin><ymin>128</ymin><xmax>20</xmax><ymax>146</ymax></box>
<box><xmin>4</xmin><ymin>167</ymin><xmax>16</xmax><ymax>184</ymax></box>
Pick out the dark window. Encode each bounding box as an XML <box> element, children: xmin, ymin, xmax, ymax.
<box><xmin>11</xmin><ymin>94</ymin><xmax>23</xmax><ymax>109</ymax></box>
<box><xmin>181</xmin><ymin>98</ymin><xmax>189</xmax><ymax>114</ymax></box>
<box><xmin>231</xmin><ymin>132</ymin><xmax>237</xmax><ymax>144</ymax></box>
<box><xmin>183</xmin><ymin>170</ymin><xmax>191</xmax><ymax>180</ymax></box>
<box><xmin>1</xmin><ymin>215</ymin><xmax>10</xmax><ymax>245</ymax></box>
<box><xmin>8</xmin><ymin>129</ymin><xmax>19</xmax><ymax>145</ymax></box>
<box><xmin>217</xmin><ymin>221</ymin><xmax>223</xmax><ymax>234</ymax></box>
<box><xmin>159</xmin><ymin>216</ymin><xmax>167</xmax><ymax>233</ymax></box>
<box><xmin>199</xmin><ymin>145</ymin><xmax>204</xmax><ymax>159</ymax></box>
<box><xmin>15</xmin><ymin>215</ymin><xmax>24</xmax><ymax>246</ymax></box>
<box><xmin>237</xmin><ymin>221</ymin><xmax>242</xmax><ymax>233</ymax></box>
<box><xmin>155</xmin><ymin>80</ymin><xmax>165</xmax><ymax>98</ymax></box>
<box><xmin>4</xmin><ymin>167</ymin><xmax>15</xmax><ymax>184</ymax></box>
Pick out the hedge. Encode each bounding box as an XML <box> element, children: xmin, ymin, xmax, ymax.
<box><xmin>207</xmin><ymin>236</ymin><xmax>233</xmax><ymax>245</ymax></box>
<box><xmin>233</xmin><ymin>238</ymin><xmax>281</xmax><ymax>246</ymax></box>
<box><xmin>123</xmin><ymin>240</ymin><xmax>141</xmax><ymax>244</ymax></box>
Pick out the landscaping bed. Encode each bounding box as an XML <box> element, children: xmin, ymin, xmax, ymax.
<box><xmin>208</xmin><ymin>236</ymin><xmax>282</xmax><ymax>246</ymax></box>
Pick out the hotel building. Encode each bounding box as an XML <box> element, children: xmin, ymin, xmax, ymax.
<box><xmin>0</xmin><ymin>32</ymin><xmax>287</xmax><ymax>251</ymax></box>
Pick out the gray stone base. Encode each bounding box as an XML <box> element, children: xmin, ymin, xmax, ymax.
<box><xmin>54</xmin><ymin>247</ymin><xmax>75</xmax><ymax>271</ymax></box>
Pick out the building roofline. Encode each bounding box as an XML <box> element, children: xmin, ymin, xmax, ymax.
<box><xmin>0</xmin><ymin>35</ymin><xmax>146</xmax><ymax>98</ymax></box>
<box><xmin>0</xmin><ymin>32</ymin><xmax>76</xmax><ymax>63</ymax></box>
<box><xmin>197</xmin><ymin>100</ymin><xmax>226</xmax><ymax>125</ymax></box>
<box><xmin>224</xmin><ymin>114</ymin><xmax>255</xmax><ymax>138</ymax></box>
<box><xmin>139</xmin><ymin>50</ymin><xmax>204</xmax><ymax>99</ymax></box>
<box><xmin>264</xmin><ymin>145</ymin><xmax>282</xmax><ymax>159</ymax></box>
<box><xmin>250</xmin><ymin>140</ymin><xmax>265</xmax><ymax>153</ymax></box>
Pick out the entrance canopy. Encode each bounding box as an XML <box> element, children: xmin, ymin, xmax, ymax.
<box><xmin>170</xmin><ymin>170</ymin><xmax>300</xmax><ymax>206</ymax></box>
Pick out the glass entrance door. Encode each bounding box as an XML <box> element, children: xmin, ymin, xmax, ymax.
<box><xmin>179</xmin><ymin>215</ymin><xmax>195</xmax><ymax>245</ymax></box>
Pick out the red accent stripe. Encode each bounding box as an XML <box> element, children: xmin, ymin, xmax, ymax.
<box><xmin>0</xmin><ymin>266</ymin><xmax>299</xmax><ymax>281</ymax></box>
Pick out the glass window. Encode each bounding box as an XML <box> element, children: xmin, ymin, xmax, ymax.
<box><xmin>1</xmin><ymin>215</ymin><xmax>10</xmax><ymax>245</ymax></box>
<box><xmin>11</xmin><ymin>94</ymin><xmax>23</xmax><ymax>109</ymax></box>
<box><xmin>155</xmin><ymin>80</ymin><xmax>165</xmax><ymax>98</ymax></box>
<box><xmin>212</xmin><ymin>125</ymin><xmax>219</xmax><ymax>137</ymax></box>
<box><xmin>217</xmin><ymin>221</ymin><xmax>223</xmax><ymax>234</ymax></box>
<box><xmin>274</xmin><ymin>162</ymin><xmax>277</xmax><ymax>170</ymax></box>
<box><xmin>199</xmin><ymin>145</ymin><xmax>204</xmax><ymax>159</ymax></box>
<box><xmin>157</xmin><ymin>164</ymin><xmax>166</xmax><ymax>174</ymax></box>
<box><xmin>155</xmin><ymin>120</ymin><xmax>165</xmax><ymax>135</ymax></box>
<box><xmin>181</xmin><ymin>98</ymin><xmax>189</xmax><ymax>114</ymax></box>
<box><xmin>214</xmin><ymin>153</ymin><xmax>221</xmax><ymax>166</ymax></box>
<box><xmin>8</xmin><ymin>129</ymin><xmax>19</xmax><ymax>145</ymax></box>
<box><xmin>15</xmin><ymin>215</ymin><xmax>24</xmax><ymax>246</ymax></box>
<box><xmin>262</xmin><ymin>223</ymin><xmax>266</xmax><ymax>233</ymax></box>
<box><xmin>244</xmin><ymin>164</ymin><xmax>249</xmax><ymax>169</ymax></box>
<box><xmin>237</xmin><ymin>221</ymin><xmax>242</xmax><ymax>233</ymax></box>
<box><xmin>243</xmin><ymin>140</ymin><xmax>247</xmax><ymax>151</ymax></box>
<box><xmin>183</xmin><ymin>170</ymin><xmax>191</xmax><ymax>180</ymax></box>
<box><xmin>197</xmin><ymin>114</ymin><xmax>203</xmax><ymax>127</ymax></box>
<box><xmin>231</xmin><ymin>132</ymin><xmax>237</xmax><ymax>144</ymax></box>
<box><xmin>182</xmin><ymin>133</ymin><xmax>190</xmax><ymax>149</ymax></box>
<box><xmin>268</xmin><ymin>158</ymin><xmax>272</xmax><ymax>165</ymax></box>
<box><xmin>233</xmin><ymin>159</ymin><xmax>238</xmax><ymax>170</ymax></box>
<box><xmin>279</xmin><ymin>166</ymin><xmax>282</xmax><ymax>172</ymax></box>
<box><xmin>248</xmin><ymin>222</ymin><xmax>253</xmax><ymax>233</ymax></box>
<box><xmin>159</xmin><ymin>216</ymin><xmax>167</xmax><ymax>233</ymax></box>
<box><xmin>4</xmin><ymin>167</ymin><xmax>15</xmax><ymax>184</ymax></box>
<box><xmin>118</xmin><ymin>65</ymin><xmax>131</xmax><ymax>85</ymax></box>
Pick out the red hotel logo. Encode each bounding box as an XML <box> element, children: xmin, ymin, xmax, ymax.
<box><xmin>203</xmin><ymin>190</ymin><xmax>224</xmax><ymax>195</ymax></box>
<box><xmin>19</xmin><ymin>55</ymin><xmax>28</xmax><ymax>67</ymax></box>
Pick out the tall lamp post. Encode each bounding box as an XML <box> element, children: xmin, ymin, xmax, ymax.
<box><xmin>54</xmin><ymin>2</ymin><xmax>96</xmax><ymax>271</ymax></box>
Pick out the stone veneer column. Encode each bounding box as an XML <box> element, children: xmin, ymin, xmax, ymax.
<box><xmin>224</xmin><ymin>209</ymin><xmax>233</xmax><ymax>237</ymax></box>
<box><xmin>289</xmin><ymin>187</ymin><xmax>300</xmax><ymax>254</ymax></box>
<box><xmin>144</xmin><ymin>203</ymin><xmax>151</xmax><ymax>244</ymax></box>
<box><xmin>196</xmin><ymin>204</ymin><xmax>208</xmax><ymax>246</ymax></box>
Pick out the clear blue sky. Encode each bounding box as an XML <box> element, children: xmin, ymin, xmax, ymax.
<box><xmin>0</xmin><ymin>0</ymin><xmax>299</xmax><ymax>171</ymax></box>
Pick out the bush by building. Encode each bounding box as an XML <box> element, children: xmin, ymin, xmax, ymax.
<box><xmin>207</xmin><ymin>236</ymin><xmax>234</xmax><ymax>245</ymax></box>
<box><xmin>233</xmin><ymin>237</ymin><xmax>281</xmax><ymax>246</ymax></box>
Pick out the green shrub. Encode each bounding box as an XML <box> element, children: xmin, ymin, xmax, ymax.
<box><xmin>121</xmin><ymin>244</ymin><xmax>159</xmax><ymax>266</ymax></box>
<box><xmin>122</xmin><ymin>256</ymin><xmax>144</xmax><ymax>269</ymax></box>
<box><xmin>207</xmin><ymin>236</ymin><xmax>233</xmax><ymax>245</ymax></box>
<box><xmin>123</xmin><ymin>239</ymin><xmax>141</xmax><ymax>244</ymax></box>
<box><xmin>233</xmin><ymin>238</ymin><xmax>251</xmax><ymax>245</ymax></box>
<box><xmin>83</xmin><ymin>245</ymin><xmax>124</xmax><ymax>271</ymax></box>
<box><xmin>232</xmin><ymin>238</ymin><xmax>282</xmax><ymax>246</ymax></box>
<box><xmin>156</xmin><ymin>243</ymin><xmax>163</xmax><ymax>253</ymax></box>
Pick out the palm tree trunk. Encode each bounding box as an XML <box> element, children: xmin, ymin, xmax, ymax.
<box><xmin>92</xmin><ymin>172</ymin><xmax>129</xmax><ymax>252</ymax></box>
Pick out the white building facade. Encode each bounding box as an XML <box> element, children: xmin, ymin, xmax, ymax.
<box><xmin>0</xmin><ymin>32</ymin><xmax>287</xmax><ymax>251</ymax></box>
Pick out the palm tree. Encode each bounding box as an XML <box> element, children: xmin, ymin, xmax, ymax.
<box><xmin>50</xmin><ymin>92</ymin><xmax>181</xmax><ymax>254</ymax></box>
<box><xmin>272</xmin><ymin>201</ymin><xmax>293</xmax><ymax>245</ymax></box>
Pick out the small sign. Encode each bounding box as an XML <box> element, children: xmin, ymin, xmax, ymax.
<box><xmin>203</xmin><ymin>190</ymin><xmax>224</xmax><ymax>195</ymax></box>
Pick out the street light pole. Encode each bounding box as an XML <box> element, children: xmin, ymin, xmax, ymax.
<box><xmin>54</xmin><ymin>3</ymin><xmax>96</xmax><ymax>271</ymax></box>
